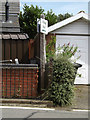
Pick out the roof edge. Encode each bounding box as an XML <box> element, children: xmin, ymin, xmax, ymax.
<box><xmin>48</xmin><ymin>12</ymin><xmax>89</xmax><ymax>33</ymax></box>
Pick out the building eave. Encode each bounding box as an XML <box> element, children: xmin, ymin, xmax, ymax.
<box><xmin>48</xmin><ymin>12</ymin><xmax>89</xmax><ymax>33</ymax></box>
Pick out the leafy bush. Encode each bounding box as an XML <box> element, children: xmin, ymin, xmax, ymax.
<box><xmin>48</xmin><ymin>56</ymin><xmax>76</xmax><ymax>106</ymax></box>
<box><xmin>45</xmin><ymin>37</ymin><xmax>81</xmax><ymax>106</ymax></box>
<box><xmin>56</xmin><ymin>42</ymin><xmax>81</xmax><ymax>62</ymax></box>
<box><xmin>46</xmin><ymin>36</ymin><xmax>56</xmax><ymax>62</ymax></box>
<box><xmin>46</xmin><ymin>37</ymin><xmax>81</xmax><ymax>63</ymax></box>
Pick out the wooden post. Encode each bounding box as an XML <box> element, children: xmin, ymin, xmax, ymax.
<box><xmin>39</xmin><ymin>14</ymin><xmax>46</xmax><ymax>91</ymax></box>
<box><xmin>0</xmin><ymin>2</ymin><xmax>2</xmax><ymax>119</ymax></box>
<box><xmin>39</xmin><ymin>33</ymin><xmax>45</xmax><ymax>90</ymax></box>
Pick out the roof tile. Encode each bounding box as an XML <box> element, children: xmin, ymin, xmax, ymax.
<box><xmin>2</xmin><ymin>34</ymin><xmax>10</xmax><ymax>39</ymax></box>
<box><xmin>1</xmin><ymin>33</ymin><xmax>29</xmax><ymax>40</ymax></box>
<box><xmin>10</xmin><ymin>34</ymin><xmax>18</xmax><ymax>39</ymax></box>
<box><xmin>18</xmin><ymin>34</ymin><xmax>27</xmax><ymax>39</ymax></box>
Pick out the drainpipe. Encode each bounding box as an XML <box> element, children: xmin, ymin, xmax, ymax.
<box><xmin>5</xmin><ymin>0</ymin><xmax>9</xmax><ymax>22</ymax></box>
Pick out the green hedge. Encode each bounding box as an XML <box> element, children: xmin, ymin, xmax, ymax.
<box><xmin>48</xmin><ymin>56</ymin><xmax>76</xmax><ymax>106</ymax></box>
<box><xmin>45</xmin><ymin>37</ymin><xmax>80</xmax><ymax>106</ymax></box>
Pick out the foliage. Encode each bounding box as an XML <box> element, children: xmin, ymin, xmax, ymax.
<box><xmin>45</xmin><ymin>36</ymin><xmax>81</xmax><ymax>106</ymax></box>
<box><xmin>46</xmin><ymin>36</ymin><xmax>56</xmax><ymax>62</ymax></box>
<box><xmin>46</xmin><ymin>36</ymin><xmax>80</xmax><ymax>63</ymax></box>
<box><xmin>19</xmin><ymin>4</ymin><xmax>72</xmax><ymax>38</ymax></box>
<box><xmin>57</xmin><ymin>13</ymin><xmax>73</xmax><ymax>22</ymax></box>
<box><xmin>56</xmin><ymin>42</ymin><xmax>81</xmax><ymax>62</ymax></box>
<box><xmin>48</xmin><ymin>55</ymin><xmax>76</xmax><ymax>106</ymax></box>
<box><xmin>45</xmin><ymin>11</ymin><xmax>72</xmax><ymax>26</ymax></box>
<box><xmin>45</xmin><ymin>9</ymin><xmax>58</xmax><ymax>26</ymax></box>
<box><xmin>19</xmin><ymin>4</ymin><xmax>44</xmax><ymax>39</ymax></box>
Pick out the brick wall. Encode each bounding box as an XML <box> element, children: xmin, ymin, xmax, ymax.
<box><xmin>2</xmin><ymin>65</ymin><xmax>38</xmax><ymax>99</ymax></box>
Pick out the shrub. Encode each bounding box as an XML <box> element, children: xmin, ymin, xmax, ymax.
<box><xmin>46</xmin><ymin>36</ymin><xmax>56</xmax><ymax>62</ymax></box>
<box><xmin>56</xmin><ymin>42</ymin><xmax>81</xmax><ymax>62</ymax></box>
<box><xmin>46</xmin><ymin>37</ymin><xmax>81</xmax><ymax>63</ymax></box>
<box><xmin>45</xmin><ymin>37</ymin><xmax>81</xmax><ymax>106</ymax></box>
<box><xmin>48</xmin><ymin>55</ymin><xmax>76</xmax><ymax>106</ymax></box>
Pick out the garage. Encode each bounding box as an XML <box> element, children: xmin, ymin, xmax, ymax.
<box><xmin>48</xmin><ymin>11</ymin><xmax>89</xmax><ymax>84</ymax></box>
<box><xmin>56</xmin><ymin>35</ymin><xmax>88</xmax><ymax>84</ymax></box>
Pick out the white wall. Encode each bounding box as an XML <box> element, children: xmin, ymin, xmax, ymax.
<box><xmin>52</xmin><ymin>18</ymin><xmax>88</xmax><ymax>35</ymax></box>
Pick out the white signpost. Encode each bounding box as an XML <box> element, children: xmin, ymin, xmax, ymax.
<box><xmin>37</xmin><ymin>18</ymin><xmax>48</xmax><ymax>34</ymax></box>
<box><xmin>40</xmin><ymin>18</ymin><xmax>48</xmax><ymax>34</ymax></box>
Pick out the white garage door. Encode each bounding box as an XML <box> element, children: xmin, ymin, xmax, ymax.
<box><xmin>56</xmin><ymin>35</ymin><xmax>88</xmax><ymax>84</ymax></box>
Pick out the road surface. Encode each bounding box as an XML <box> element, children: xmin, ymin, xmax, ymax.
<box><xmin>0</xmin><ymin>106</ymin><xmax>89</xmax><ymax>120</ymax></box>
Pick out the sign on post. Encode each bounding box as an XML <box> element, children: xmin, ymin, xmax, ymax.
<box><xmin>37</xmin><ymin>18</ymin><xmax>48</xmax><ymax>34</ymax></box>
<box><xmin>40</xmin><ymin>18</ymin><xmax>48</xmax><ymax>34</ymax></box>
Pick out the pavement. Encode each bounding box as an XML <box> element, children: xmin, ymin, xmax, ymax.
<box><xmin>72</xmin><ymin>85</ymin><xmax>89</xmax><ymax>110</ymax></box>
<box><xmin>0</xmin><ymin>85</ymin><xmax>89</xmax><ymax>120</ymax></box>
<box><xmin>54</xmin><ymin>85</ymin><xmax>89</xmax><ymax>111</ymax></box>
<box><xmin>0</xmin><ymin>85</ymin><xmax>89</xmax><ymax>111</ymax></box>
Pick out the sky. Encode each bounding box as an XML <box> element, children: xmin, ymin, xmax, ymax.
<box><xmin>20</xmin><ymin>0</ymin><xmax>89</xmax><ymax>15</ymax></box>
